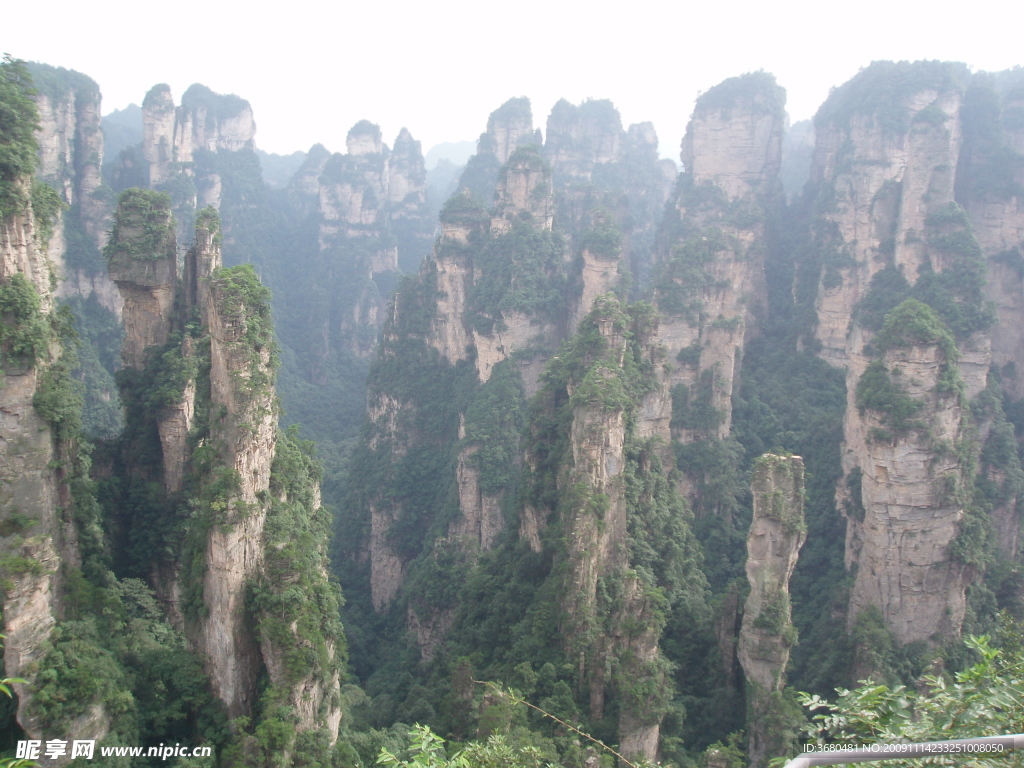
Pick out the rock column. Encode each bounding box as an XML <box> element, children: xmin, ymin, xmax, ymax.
<box><xmin>738</xmin><ymin>454</ymin><xmax>806</xmax><ymax>768</ymax></box>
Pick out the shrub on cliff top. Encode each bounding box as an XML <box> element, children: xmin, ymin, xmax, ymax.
<box><xmin>24</xmin><ymin>61</ymin><xmax>99</xmax><ymax>109</ymax></box>
<box><xmin>209</xmin><ymin>264</ymin><xmax>279</xmax><ymax>378</ymax></box>
<box><xmin>855</xmin><ymin>360</ymin><xmax>924</xmax><ymax>436</ymax></box>
<box><xmin>874</xmin><ymin>298</ymin><xmax>958</xmax><ymax>361</ymax></box>
<box><xmin>181</xmin><ymin>83</ymin><xmax>250</xmax><ymax>122</ymax></box>
<box><xmin>194</xmin><ymin>205</ymin><xmax>221</xmax><ymax>245</ymax></box>
<box><xmin>815</xmin><ymin>60</ymin><xmax>970</xmax><ymax>136</ymax></box>
<box><xmin>439</xmin><ymin>191</ymin><xmax>488</xmax><ymax>226</ymax></box>
<box><xmin>103</xmin><ymin>188</ymin><xmax>175</xmax><ymax>262</ymax></box>
<box><xmin>487</xmin><ymin>97</ymin><xmax>532</xmax><ymax>129</ymax></box>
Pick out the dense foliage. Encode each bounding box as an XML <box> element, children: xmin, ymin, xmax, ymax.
<box><xmin>801</xmin><ymin>620</ymin><xmax>1024</xmax><ymax>767</ymax></box>
<box><xmin>103</xmin><ymin>188</ymin><xmax>175</xmax><ymax>262</ymax></box>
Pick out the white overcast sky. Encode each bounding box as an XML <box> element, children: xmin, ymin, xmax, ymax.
<box><xmin>5</xmin><ymin>0</ymin><xmax>1023</xmax><ymax>160</ymax></box>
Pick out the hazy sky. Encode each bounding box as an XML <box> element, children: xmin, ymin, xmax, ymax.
<box><xmin>6</xmin><ymin>0</ymin><xmax>1023</xmax><ymax>160</ymax></box>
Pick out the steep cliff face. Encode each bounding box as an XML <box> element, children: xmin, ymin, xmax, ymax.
<box><xmin>1</xmin><ymin>64</ymin><xmax>121</xmax><ymax>750</ymax></box>
<box><xmin>956</xmin><ymin>73</ymin><xmax>1024</xmax><ymax>558</ymax></box>
<box><xmin>362</xmin><ymin>140</ymin><xmax>566</xmax><ymax>609</ymax></box>
<box><xmin>810</xmin><ymin>63</ymin><xmax>970</xmax><ymax>367</ymax></box>
<box><xmin>738</xmin><ymin>454</ymin><xmax>805</xmax><ymax>768</ymax></box>
<box><xmin>556</xmin><ymin>299</ymin><xmax>657</xmax><ymax>759</ymax></box>
<box><xmin>431</xmin><ymin>144</ymin><xmax>562</xmax><ymax>381</ymax></box>
<box><xmin>457</xmin><ymin>97</ymin><xmax>538</xmax><ymax>204</ymax></box>
<box><xmin>653</xmin><ymin>72</ymin><xmax>783</xmax><ymax>498</ymax></box>
<box><xmin>515</xmin><ymin>297</ymin><xmax>705</xmax><ymax>763</ymax></box>
<box><xmin>26</xmin><ymin>63</ymin><xmax>119</xmax><ymax>318</ymax></box>
<box><xmin>957</xmin><ymin>74</ymin><xmax>1024</xmax><ymax>395</ymax></box>
<box><xmin>288</xmin><ymin>143</ymin><xmax>332</xmax><ymax>219</ymax></box>
<box><xmin>141</xmin><ymin>83</ymin><xmax>255</xmax><ymax>189</ymax></box>
<box><xmin>107</xmin><ymin>195</ymin><xmax>343</xmax><ymax>749</ymax></box>
<box><xmin>198</xmin><ymin>264</ymin><xmax>278</xmax><ymax>719</ymax></box>
<box><xmin>103</xmin><ymin>189</ymin><xmax>177</xmax><ymax>369</ymax></box>
<box><xmin>543</xmin><ymin>99</ymin><xmax>676</xmax><ymax>327</ymax></box>
<box><xmin>842</xmin><ymin>315</ymin><xmax>975</xmax><ymax>644</ymax></box>
<box><xmin>310</xmin><ymin>120</ymin><xmax>432</xmax><ymax>356</ymax></box>
<box><xmin>389</xmin><ymin>128</ymin><xmax>434</xmax><ymax>272</ymax></box>
<box><xmin>805</xmin><ymin>62</ymin><xmax>996</xmax><ymax>645</ymax></box>
<box><xmin>1</xmin><ymin>192</ymin><xmax>67</xmax><ymax>739</ymax></box>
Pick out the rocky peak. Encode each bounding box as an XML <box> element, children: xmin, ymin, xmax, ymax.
<box><xmin>27</xmin><ymin>63</ymin><xmax>120</xmax><ymax>318</ymax></box>
<box><xmin>654</xmin><ymin>73</ymin><xmax>783</xmax><ymax>451</ymax></box>
<box><xmin>485</xmin><ymin>96</ymin><xmax>534</xmax><ymax>164</ymax></box>
<box><xmin>26</xmin><ymin>63</ymin><xmax>104</xmax><ymax>227</ymax></box>
<box><xmin>142</xmin><ymin>84</ymin><xmax>176</xmax><ymax>185</ymax></box>
<box><xmin>388</xmin><ymin>127</ymin><xmax>427</xmax><ymax>207</ymax></box>
<box><xmin>287</xmin><ymin>143</ymin><xmax>331</xmax><ymax>218</ymax></box>
<box><xmin>347</xmin><ymin>119</ymin><xmax>384</xmax><ymax>157</ymax></box>
<box><xmin>141</xmin><ymin>82</ymin><xmax>256</xmax><ymax>188</ymax></box>
<box><xmin>457</xmin><ymin>98</ymin><xmax>536</xmax><ymax>204</ymax></box>
<box><xmin>682</xmin><ymin>71</ymin><xmax>786</xmax><ymax>199</ymax></box>
<box><xmin>179</xmin><ymin>83</ymin><xmax>255</xmax><ymax>153</ymax></box>
<box><xmin>545</xmin><ymin>98</ymin><xmax>623</xmax><ymax>179</ymax></box>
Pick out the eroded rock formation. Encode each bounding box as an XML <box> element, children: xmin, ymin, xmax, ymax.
<box><xmin>107</xmin><ymin>195</ymin><xmax>342</xmax><ymax>742</ymax></box>
<box><xmin>142</xmin><ymin>83</ymin><xmax>256</xmax><ymax>190</ymax></box>
<box><xmin>655</xmin><ymin>72</ymin><xmax>783</xmax><ymax>450</ymax></box>
<box><xmin>26</xmin><ymin>63</ymin><xmax>120</xmax><ymax>316</ymax></box>
<box><xmin>806</xmin><ymin>62</ymin><xmax>999</xmax><ymax>645</ymax></box>
<box><xmin>1</xmin><ymin>192</ymin><xmax>67</xmax><ymax>739</ymax></box>
<box><xmin>738</xmin><ymin>454</ymin><xmax>806</xmax><ymax>768</ymax></box>
<box><xmin>104</xmin><ymin>190</ymin><xmax>177</xmax><ymax>369</ymax></box>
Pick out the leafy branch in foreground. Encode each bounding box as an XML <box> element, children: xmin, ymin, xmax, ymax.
<box><xmin>1</xmin><ymin>631</ymin><xmax>36</xmax><ymax>768</ymax></box>
<box><xmin>375</xmin><ymin>682</ymin><xmax>658</xmax><ymax>768</ymax></box>
<box><xmin>794</xmin><ymin>628</ymin><xmax>1024</xmax><ymax>768</ymax></box>
<box><xmin>474</xmin><ymin>680</ymin><xmax>645</xmax><ymax>768</ymax></box>
<box><xmin>377</xmin><ymin>723</ymin><xmax>551</xmax><ymax>768</ymax></box>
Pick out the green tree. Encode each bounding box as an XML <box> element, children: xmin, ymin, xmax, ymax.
<box><xmin>1</xmin><ymin>631</ymin><xmax>36</xmax><ymax>768</ymax></box>
<box><xmin>377</xmin><ymin>724</ymin><xmax>555</xmax><ymax>768</ymax></box>
<box><xmin>798</xmin><ymin>626</ymin><xmax>1024</xmax><ymax>767</ymax></box>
